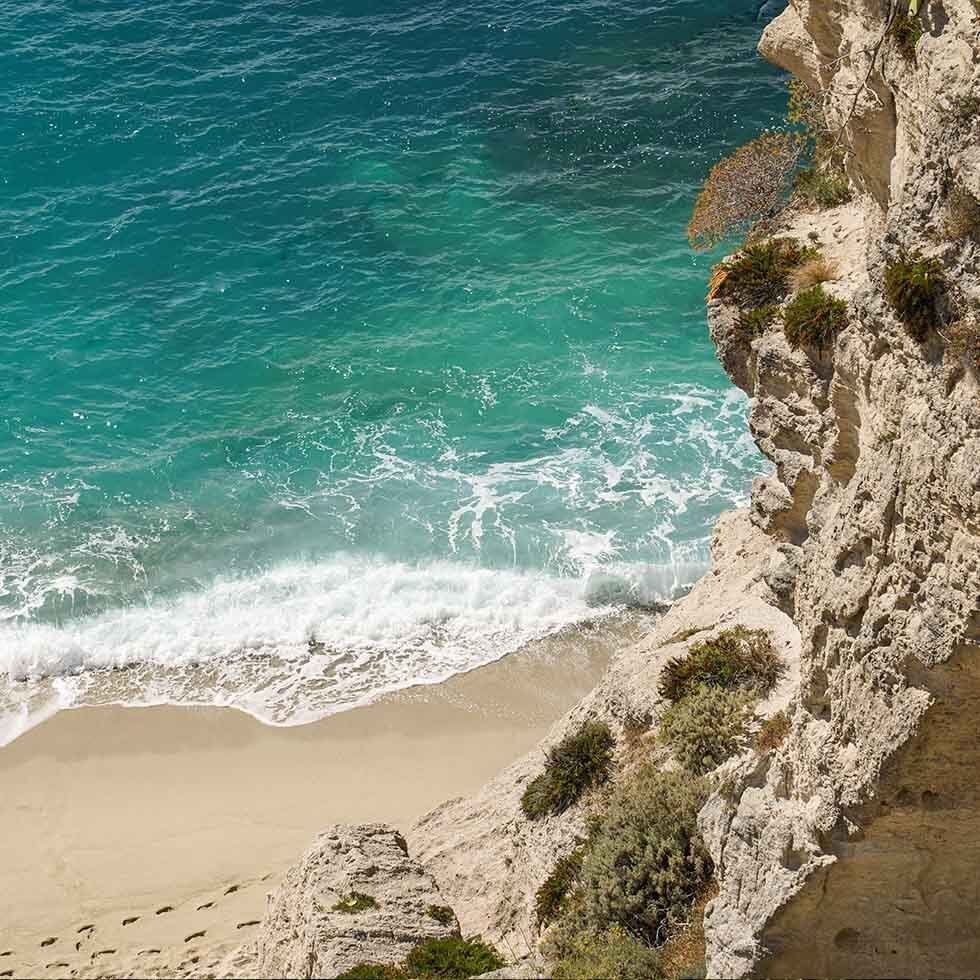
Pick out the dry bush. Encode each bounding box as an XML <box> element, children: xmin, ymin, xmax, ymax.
<box><xmin>789</xmin><ymin>256</ymin><xmax>839</xmax><ymax>293</ymax></box>
<box><xmin>755</xmin><ymin>711</ymin><xmax>792</xmax><ymax>752</ymax></box>
<box><xmin>947</xmin><ymin>315</ymin><xmax>980</xmax><ymax>373</ymax></box>
<box><xmin>659</xmin><ymin>883</ymin><xmax>718</xmax><ymax>980</ymax></box>
<box><xmin>944</xmin><ymin>184</ymin><xmax>980</xmax><ymax>241</ymax></box>
<box><xmin>688</xmin><ymin>133</ymin><xmax>801</xmax><ymax>250</ymax></box>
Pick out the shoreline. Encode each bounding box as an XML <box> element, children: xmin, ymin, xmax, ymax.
<box><xmin>0</xmin><ymin>635</ymin><xmax>611</xmax><ymax>979</ymax></box>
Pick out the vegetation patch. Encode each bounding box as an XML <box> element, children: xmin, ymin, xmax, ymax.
<box><xmin>794</xmin><ymin>166</ymin><xmax>851</xmax><ymax>209</ymax></box>
<box><xmin>336</xmin><ymin>964</ymin><xmax>408</xmax><ymax>980</ymax></box>
<box><xmin>332</xmin><ymin>892</ymin><xmax>379</xmax><ymax>914</ymax></box>
<box><xmin>755</xmin><ymin>711</ymin><xmax>792</xmax><ymax>753</ymax></box>
<box><xmin>788</xmin><ymin>256</ymin><xmax>838</xmax><ymax>294</ymax></box>
<box><xmin>783</xmin><ymin>285</ymin><xmax>849</xmax><ymax>350</ymax></box>
<box><xmin>787</xmin><ymin>79</ymin><xmax>851</xmax><ymax>210</ymax></box>
<box><xmin>660</xmin><ymin>685</ymin><xmax>752</xmax><ymax>776</ymax></box>
<box><xmin>884</xmin><ymin>253</ymin><xmax>946</xmax><ymax>341</ymax></box>
<box><xmin>403</xmin><ymin>936</ymin><xmax>505</xmax><ymax>979</ymax></box>
<box><xmin>658</xmin><ymin>884</ymin><xmax>717</xmax><ymax>980</ymax></box>
<box><xmin>715</xmin><ymin>238</ymin><xmax>817</xmax><ymax>309</ymax></box>
<box><xmin>735</xmin><ymin>304</ymin><xmax>779</xmax><ymax>341</ymax></box>
<box><xmin>552</xmin><ymin>925</ymin><xmax>664</xmax><ymax>980</ymax></box>
<box><xmin>536</xmin><ymin>849</ymin><xmax>585</xmax><ymax>927</ymax></box>
<box><xmin>944</xmin><ymin>184</ymin><xmax>980</xmax><ymax>241</ymax></box>
<box><xmin>687</xmin><ymin>133</ymin><xmax>801</xmax><ymax>250</ymax></box>
<box><xmin>659</xmin><ymin>626</ymin><xmax>784</xmax><ymax>702</ymax></box>
<box><xmin>521</xmin><ymin>721</ymin><xmax>615</xmax><ymax>820</ymax></box>
<box><xmin>579</xmin><ymin>767</ymin><xmax>713</xmax><ymax>944</ymax></box>
<box><xmin>425</xmin><ymin>905</ymin><xmax>455</xmax><ymax>927</ymax></box>
<box><xmin>948</xmin><ymin>315</ymin><xmax>980</xmax><ymax>373</ymax></box>
<box><xmin>890</xmin><ymin>10</ymin><xmax>924</xmax><ymax>60</ymax></box>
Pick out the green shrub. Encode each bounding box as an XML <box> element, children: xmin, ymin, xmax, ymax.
<box><xmin>890</xmin><ymin>10</ymin><xmax>924</xmax><ymax>60</ymax></box>
<box><xmin>688</xmin><ymin>133</ymin><xmax>801</xmax><ymax>250</ymax></box>
<box><xmin>755</xmin><ymin>711</ymin><xmax>792</xmax><ymax>752</ymax></box>
<box><xmin>735</xmin><ymin>304</ymin><xmax>779</xmax><ymax>340</ymax></box>
<box><xmin>536</xmin><ymin>849</ymin><xmax>585</xmax><ymax>927</ymax></box>
<box><xmin>659</xmin><ymin>627</ymin><xmax>784</xmax><ymax>702</ymax></box>
<box><xmin>333</xmin><ymin>892</ymin><xmax>379</xmax><ymax>914</ymax></box>
<box><xmin>782</xmin><ymin>285</ymin><xmax>849</xmax><ymax>350</ymax></box>
<box><xmin>552</xmin><ymin>925</ymin><xmax>664</xmax><ymax>980</ymax></box>
<box><xmin>795</xmin><ymin>166</ymin><xmax>852</xmax><ymax>209</ymax></box>
<box><xmin>580</xmin><ymin>767</ymin><xmax>713</xmax><ymax>943</ymax></box>
<box><xmin>660</xmin><ymin>685</ymin><xmax>752</xmax><ymax>775</ymax></box>
<box><xmin>404</xmin><ymin>936</ymin><xmax>505</xmax><ymax>979</ymax></box>
<box><xmin>521</xmin><ymin>721</ymin><xmax>615</xmax><ymax>820</ymax></box>
<box><xmin>717</xmin><ymin>238</ymin><xmax>817</xmax><ymax>309</ymax></box>
<box><xmin>336</xmin><ymin>964</ymin><xmax>408</xmax><ymax>980</ymax></box>
<box><xmin>425</xmin><ymin>905</ymin><xmax>456</xmax><ymax>927</ymax></box>
<box><xmin>884</xmin><ymin>253</ymin><xmax>946</xmax><ymax>341</ymax></box>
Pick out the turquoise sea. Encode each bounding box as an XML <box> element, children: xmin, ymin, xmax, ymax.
<box><xmin>0</xmin><ymin>0</ymin><xmax>787</xmax><ymax>740</ymax></box>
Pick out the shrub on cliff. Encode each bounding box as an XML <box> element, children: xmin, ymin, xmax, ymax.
<box><xmin>687</xmin><ymin>133</ymin><xmax>801</xmax><ymax>250</ymax></box>
<box><xmin>660</xmin><ymin>685</ymin><xmax>752</xmax><ymax>775</ymax></box>
<box><xmin>714</xmin><ymin>238</ymin><xmax>817</xmax><ymax>309</ymax></box>
<box><xmin>787</xmin><ymin>78</ymin><xmax>851</xmax><ymax>209</ymax></box>
<box><xmin>659</xmin><ymin>627</ymin><xmax>783</xmax><ymax>702</ymax></box>
<box><xmin>944</xmin><ymin>185</ymin><xmax>980</xmax><ymax>242</ymax></box>
<box><xmin>521</xmin><ymin>721</ymin><xmax>615</xmax><ymax>820</ymax></box>
<box><xmin>884</xmin><ymin>253</ymin><xmax>946</xmax><ymax>340</ymax></box>
<box><xmin>890</xmin><ymin>10</ymin><xmax>924</xmax><ymax>61</ymax></box>
<box><xmin>948</xmin><ymin>314</ymin><xmax>980</xmax><ymax>373</ymax></box>
<box><xmin>332</xmin><ymin>891</ymin><xmax>379</xmax><ymax>913</ymax></box>
<box><xmin>735</xmin><ymin>304</ymin><xmax>779</xmax><ymax>340</ymax></box>
<box><xmin>536</xmin><ymin>848</ymin><xmax>585</xmax><ymax>926</ymax></box>
<box><xmin>552</xmin><ymin>925</ymin><xmax>664</xmax><ymax>980</ymax></box>
<box><xmin>404</xmin><ymin>936</ymin><xmax>504</xmax><ymax>979</ymax></box>
<box><xmin>337</xmin><ymin>964</ymin><xmax>408</xmax><ymax>980</ymax></box>
<box><xmin>579</xmin><ymin>767</ymin><xmax>712</xmax><ymax>943</ymax></box>
<box><xmin>755</xmin><ymin>710</ymin><xmax>792</xmax><ymax>752</ymax></box>
<box><xmin>783</xmin><ymin>285</ymin><xmax>849</xmax><ymax>350</ymax></box>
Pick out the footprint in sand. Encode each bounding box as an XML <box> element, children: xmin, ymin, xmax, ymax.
<box><xmin>156</xmin><ymin>905</ymin><xmax>174</xmax><ymax>915</ymax></box>
<box><xmin>1</xmin><ymin>969</ymin><xmax>13</xmax><ymax>977</ymax></box>
<box><xmin>196</xmin><ymin>902</ymin><xmax>214</xmax><ymax>911</ymax></box>
<box><xmin>76</xmin><ymin>925</ymin><xmax>94</xmax><ymax>935</ymax></box>
<box><xmin>137</xmin><ymin>949</ymin><xmax>161</xmax><ymax>956</ymax></box>
<box><xmin>40</xmin><ymin>938</ymin><xmax>57</xmax><ymax>947</ymax></box>
<box><xmin>122</xmin><ymin>916</ymin><xmax>140</xmax><ymax>926</ymax></box>
<box><xmin>223</xmin><ymin>884</ymin><xmax>241</xmax><ymax>895</ymax></box>
<box><xmin>236</xmin><ymin>921</ymin><xmax>260</xmax><ymax>929</ymax></box>
<box><xmin>184</xmin><ymin>931</ymin><xmax>206</xmax><ymax>943</ymax></box>
<box><xmin>92</xmin><ymin>949</ymin><xmax>117</xmax><ymax>958</ymax></box>
<box><xmin>0</xmin><ymin>951</ymin><xmax>11</xmax><ymax>957</ymax></box>
<box><xmin>45</xmin><ymin>964</ymin><xmax>69</xmax><ymax>971</ymax></box>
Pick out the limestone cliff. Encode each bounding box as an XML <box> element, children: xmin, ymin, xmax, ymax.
<box><xmin>701</xmin><ymin>1</ymin><xmax>980</xmax><ymax>976</ymax></box>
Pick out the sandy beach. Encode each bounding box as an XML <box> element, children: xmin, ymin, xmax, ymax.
<box><xmin>0</xmin><ymin>637</ymin><xmax>610</xmax><ymax>979</ymax></box>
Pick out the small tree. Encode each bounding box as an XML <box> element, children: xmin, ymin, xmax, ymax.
<box><xmin>688</xmin><ymin>133</ymin><xmax>801</xmax><ymax>250</ymax></box>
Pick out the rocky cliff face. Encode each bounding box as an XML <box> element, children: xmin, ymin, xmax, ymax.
<box><xmin>701</xmin><ymin>2</ymin><xmax>980</xmax><ymax>976</ymax></box>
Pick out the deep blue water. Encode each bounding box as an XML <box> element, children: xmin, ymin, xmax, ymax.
<box><xmin>0</xmin><ymin>0</ymin><xmax>787</xmax><ymax>736</ymax></box>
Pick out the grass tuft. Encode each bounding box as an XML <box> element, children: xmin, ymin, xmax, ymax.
<box><xmin>660</xmin><ymin>685</ymin><xmax>753</xmax><ymax>775</ymax></box>
<box><xmin>521</xmin><ymin>721</ymin><xmax>615</xmax><ymax>820</ymax></box>
<box><xmin>535</xmin><ymin>849</ymin><xmax>585</xmax><ymax>927</ymax></box>
<box><xmin>884</xmin><ymin>253</ymin><xmax>946</xmax><ymax>341</ymax></box>
<box><xmin>716</xmin><ymin>238</ymin><xmax>818</xmax><ymax>309</ymax></box>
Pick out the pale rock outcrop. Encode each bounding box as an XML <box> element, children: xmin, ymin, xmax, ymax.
<box><xmin>256</xmin><ymin>823</ymin><xmax>458</xmax><ymax>979</ymax></box>
<box><xmin>701</xmin><ymin>1</ymin><xmax>980</xmax><ymax>976</ymax></box>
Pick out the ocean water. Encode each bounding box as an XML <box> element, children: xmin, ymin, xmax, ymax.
<box><xmin>0</xmin><ymin>0</ymin><xmax>787</xmax><ymax>742</ymax></box>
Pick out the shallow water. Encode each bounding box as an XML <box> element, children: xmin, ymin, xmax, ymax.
<box><xmin>0</xmin><ymin>0</ymin><xmax>787</xmax><ymax>738</ymax></box>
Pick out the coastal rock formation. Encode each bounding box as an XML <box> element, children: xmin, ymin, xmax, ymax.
<box><xmin>256</xmin><ymin>823</ymin><xmax>458</xmax><ymax>979</ymax></box>
<box><xmin>411</xmin><ymin>510</ymin><xmax>802</xmax><ymax>957</ymax></box>
<box><xmin>700</xmin><ymin>1</ymin><xmax>980</xmax><ymax>976</ymax></box>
